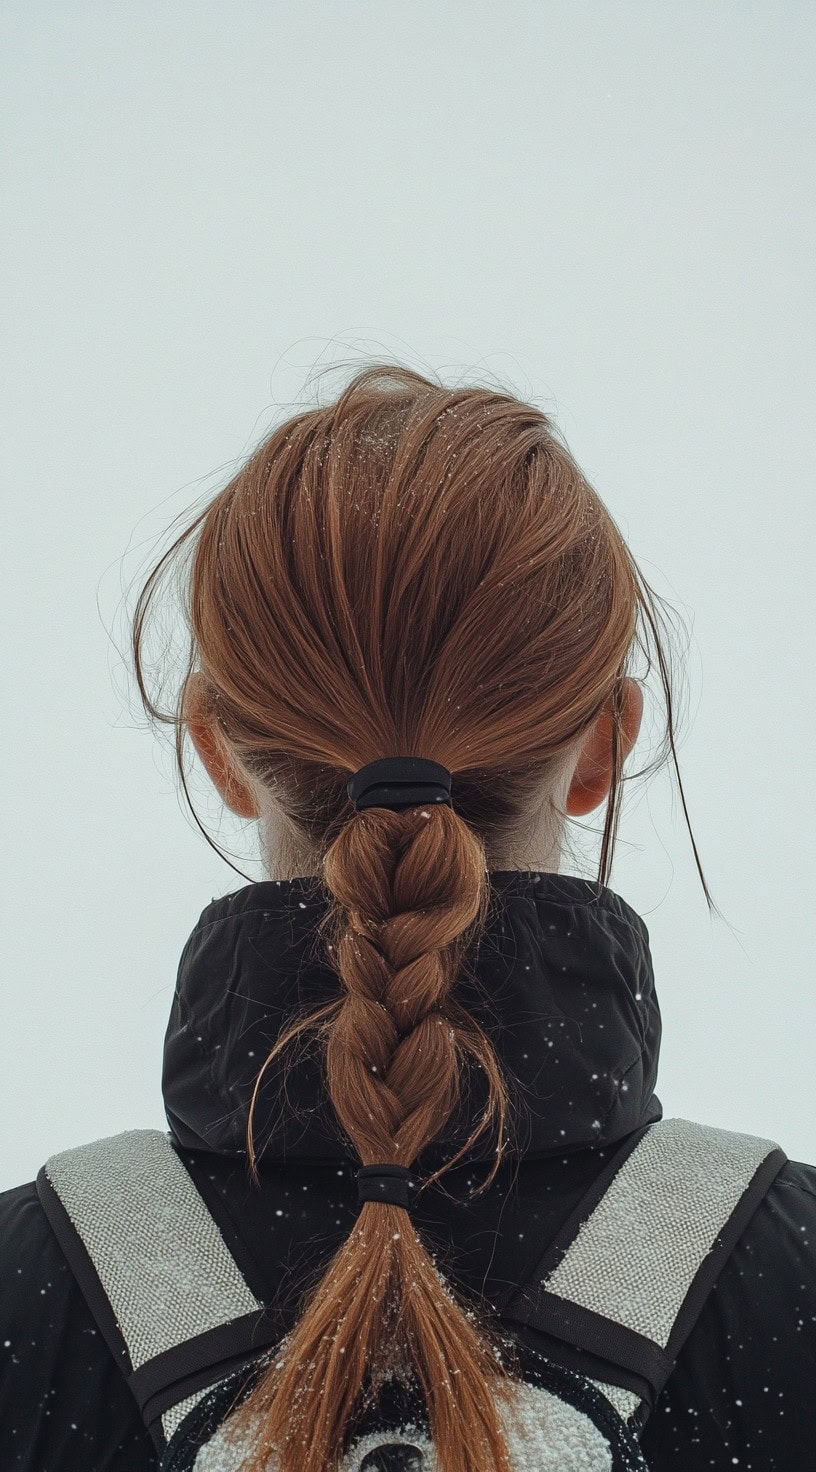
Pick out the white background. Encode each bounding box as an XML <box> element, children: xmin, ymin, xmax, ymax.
<box><xmin>1</xmin><ymin>2</ymin><xmax>813</xmax><ymax>1191</ymax></box>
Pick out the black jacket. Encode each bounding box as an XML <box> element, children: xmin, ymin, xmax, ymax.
<box><xmin>2</xmin><ymin>870</ymin><xmax>814</xmax><ymax>1470</ymax></box>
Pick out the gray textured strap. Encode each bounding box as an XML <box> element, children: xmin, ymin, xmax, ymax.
<box><xmin>546</xmin><ymin>1116</ymin><xmax>781</xmax><ymax>1421</ymax></box>
<box><xmin>43</xmin><ymin>1117</ymin><xmax>783</xmax><ymax>1447</ymax></box>
<box><xmin>43</xmin><ymin>1129</ymin><xmax>262</xmax><ymax>1443</ymax></box>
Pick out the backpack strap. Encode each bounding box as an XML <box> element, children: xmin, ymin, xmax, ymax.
<box><xmin>36</xmin><ymin>1130</ymin><xmax>286</xmax><ymax>1457</ymax></box>
<box><xmin>37</xmin><ymin>1118</ymin><xmax>789</xmax><ymax>1455</ymax></box>
<box><xmin>498</xmin><ymin>1116</ymin><xmax>788</xmax><ymax>1429</ymax></box>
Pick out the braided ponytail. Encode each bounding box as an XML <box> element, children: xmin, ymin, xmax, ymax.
<box><xmin>224</xmin><ymin>797</ymin><xmax>524</xmax><ymax>1472</ymax></box>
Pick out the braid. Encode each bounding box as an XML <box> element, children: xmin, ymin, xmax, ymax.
<box><xmin>223</xmin><ymin>799</ymin><xmax>525</xmax><ymax>1472</ymax></box>
<box><xmin>325</xmin><ymin>810</ymin><xmax>497</xmax><ymax>1173</ymax></box>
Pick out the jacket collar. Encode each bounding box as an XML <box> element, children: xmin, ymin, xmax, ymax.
<box><xmin>162</xmin><ymin>870</ymin><xmax>663</xmax><ymax>1166</ymax></box>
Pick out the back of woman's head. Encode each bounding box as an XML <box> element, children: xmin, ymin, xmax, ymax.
<box><xmin>132</xmin><ymin>361</ymin><xmax>711</xmax><ymax>1472</ymax></box>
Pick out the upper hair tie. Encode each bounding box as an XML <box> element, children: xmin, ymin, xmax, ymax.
<box><xmin>347</xmin><ymin>756</ymin><xmax>453</xmax><ymax>813</ymax></box>
<box><xmin>357</xmin><ymin>1162</ymin><xmax>419</xmax><ymax>1211</ymax></box>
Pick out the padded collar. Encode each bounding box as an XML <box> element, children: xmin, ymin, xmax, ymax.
<box><xmin>162</xmin><ymin>870</ymin><xmax>663</xmax><ymax>1166</ymax></box>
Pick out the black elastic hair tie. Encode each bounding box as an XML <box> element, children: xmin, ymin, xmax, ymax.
<box><xmin>357</xmin><ymin>1163</ymin><xmax>418</xmax><ymax>1212</ymax></box>
<box><xmin>347</xmin><ymin>756</ymin><xmax>452</xmax><ymax>814</ymax></box>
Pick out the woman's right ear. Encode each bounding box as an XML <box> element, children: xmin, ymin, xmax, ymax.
<box><xmin>183</xmin><ymin>673</ymin><xmax>260</xmax><ymax>819</ymax></box>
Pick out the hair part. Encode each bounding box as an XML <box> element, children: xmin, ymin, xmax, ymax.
<box><xmin>131</xmin><ymin>361</ymin><xmax>715</xmax><ymax>1472</ymax></box>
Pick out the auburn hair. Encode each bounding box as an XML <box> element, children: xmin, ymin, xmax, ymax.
<box><xmin>131</xmin><ymin>361</ymin><xmax>714</xmax><ymax>1472</ymax></box>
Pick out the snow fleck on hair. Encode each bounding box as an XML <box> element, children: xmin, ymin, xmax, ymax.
<box><xmin>131</xmin><ymin>360</ymin><xmax>712</xmax><ymax>1471</ymax></box>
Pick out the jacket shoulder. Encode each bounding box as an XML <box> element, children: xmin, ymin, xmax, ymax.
<box><xmin>772</xmin><ymin>1155</ymin><xmax>816</xmax><ymax>1199</ymax></box>
<box><xmin>0</xmin><ymin>1174</ymin><xmax>158</xmax><ymax>1472</ymax></box>
<box><xmin>638</xmin><ymin>1154</ymin><xmax>816</xmax><ymax>1468</ymax></box>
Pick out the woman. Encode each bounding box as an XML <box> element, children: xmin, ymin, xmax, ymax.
<box><xmin>1</xmin><ymin>363</ymin><xmax>814</xmax><ymax>1471</ymax></box>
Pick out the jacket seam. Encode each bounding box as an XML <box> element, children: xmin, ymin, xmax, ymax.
<box><xmin>189</xmin><ymin>908</ymin><xmax>306</xmax><ymax>940</ymax></box>
<box><xmin>599</xmin><ymin>1050</ymin><xmax>647</xmax><ymax>1133</ymax></box>
<box><xmin>191</xmin><ymin>890</ymin><xmax>647</xmax><ymax>949</ymax></box>
<box><xmin>771</xmin><ymin>1175</ymin><xmax>816</xmax><ymax>1202</ymax></box>
<box><xmin>492</xmin><ymin>886</ymin><xmax>648</xmax><ymax>952</ymax></box>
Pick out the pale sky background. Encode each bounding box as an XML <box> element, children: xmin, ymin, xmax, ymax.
<box><xmin>1</xmin><ymin>2</ymin><xmax>813</xmax><ymax>1192</ymax></box>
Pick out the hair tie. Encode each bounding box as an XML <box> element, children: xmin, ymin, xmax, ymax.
<box><xmin>347</xmin><ymin>757</ymin><xmax>452</xmax><ymax>813</ymax></box>
<box><xmin>357</xmin><ymin>1163</ymin><xmax>419</xmax><ymax>1212</ymax></box>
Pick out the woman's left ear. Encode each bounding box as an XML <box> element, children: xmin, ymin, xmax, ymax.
<box><xmin>183</xmin><ymin>673</ymin><xmax>260</xmax><ymax>819</ymax></box>
<box><xmin>565</xmin><ymin>677</ymin><xmax>644</xmax><ymax>818</ymax></box>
